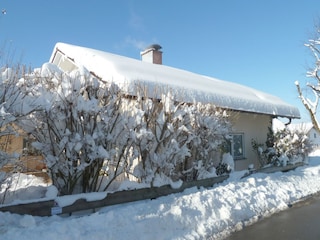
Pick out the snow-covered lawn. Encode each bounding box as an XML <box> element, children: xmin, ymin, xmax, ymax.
<box><xmin>1</xmin><ymin>152</ymin><xmax>320</xmax><ymax>239</ymax></box>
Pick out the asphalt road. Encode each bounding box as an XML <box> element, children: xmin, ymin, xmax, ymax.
<box><xmin>227</xmin><ymin>193</ymin><xmax>320</xmax><ymax>240</ymax></box>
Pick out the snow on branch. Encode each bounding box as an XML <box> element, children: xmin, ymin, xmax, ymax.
<box><xmin>296</xmin><ymin>25</ymin><xmax>320</xmax><ymax>132</ymax></box>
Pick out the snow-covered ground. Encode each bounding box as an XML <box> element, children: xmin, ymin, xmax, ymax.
<box><xmin>1</xmin><ymin>152</ymin><xmax>320</xmax><ymax>240</ymax></box>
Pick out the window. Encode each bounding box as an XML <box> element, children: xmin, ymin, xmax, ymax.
<box><xmin>23</xmin><ymin>136</ymin><xmax>40</xmax><ymax>156</ymax></box>
<box><xmin>314</xmin><ymin>133</ymin><xmax>317</xmax><ymax>139</ymax></box>
<box><xmin>226</xmin><ymin>133</ymin><xmax>245</xmax><ymax>160</ymax></box>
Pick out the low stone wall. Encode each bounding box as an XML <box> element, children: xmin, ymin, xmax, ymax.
<box><xmin>0</xmin><ymin>175</ymin><xmax>229</xmax><ymax>216</ymax></box>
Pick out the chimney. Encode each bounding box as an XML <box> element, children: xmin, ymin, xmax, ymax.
<box><xmin>140</xmin><ymin>44</ymin><xmax>162</xmax><ymax>64</ymax></box>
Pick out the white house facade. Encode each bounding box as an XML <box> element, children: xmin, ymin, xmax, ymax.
<box><xmin>49</xmin><ymin>42</ymin><xmax>300</xmax><ymax>170</ymax></box>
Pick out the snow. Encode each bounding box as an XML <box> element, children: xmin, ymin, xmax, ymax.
<box><xmin>1</xmin><ymin>153</ymin><xmax>320</xmax><ymax>239</ymax></box>
<box><xmin>50</xmin><ymin>42</ymin><xmax>300</xmax><ymax>119</ymax></box>
<box><xmin>272</xmin><ymin>118</ymin><xmax>286</xmax><ymax>132</ymax></box>
<box><xmin>221</xmin><ymin>152</ymin><xmax>234</xmax><ymax>172</ymax></box>
<box><xmin>54</xmin><ymin>192</ymin><xmax>107</xmax><ymax>208</ymax></box>
<box><xmin>287</xmin><ymin>122</ymin><xmax>314</xmax><ymax>133</ymax></box>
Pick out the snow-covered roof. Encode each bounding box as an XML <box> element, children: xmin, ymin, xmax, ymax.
<box><xmin>50</xmin><ymin>42</ymin><xmax>300</xmax><ymax>119</ymax></box>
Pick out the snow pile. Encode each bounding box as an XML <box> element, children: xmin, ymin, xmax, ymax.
<box><xmin>0</xmin><ymin>173</ymin><xmax>49</xmax><ymax>205</ymax></box>
<box><xmin>0</xmin><ymin>154</ymin><xmax>320</xmax><ymax>239</ymax></box>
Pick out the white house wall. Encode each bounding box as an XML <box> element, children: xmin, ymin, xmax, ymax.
<box><xmin>230</xmin><ymin>111</ymin><xmax>271</xmax><ymax>170</ymax></box>
<box><xmin>308</xmin><ymin>128</ymin><xmax>320</xmax><ymax>149</ymax></box>
<box><xmin>51</xmin><ymin>51</ymin><xmax>77</xmax><ymax>73</ymax></box>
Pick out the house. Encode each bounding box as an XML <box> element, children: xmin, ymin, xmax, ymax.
<box><xmin>47</xmin><ymin>42</ymin><xmax>300</xmax><ymax>171</ymax></box>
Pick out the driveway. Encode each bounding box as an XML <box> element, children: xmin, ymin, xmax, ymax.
<box><xmin>227</xmin><ymin>193</ymin><xmax>320</xmax><ymax>240</ymax></box>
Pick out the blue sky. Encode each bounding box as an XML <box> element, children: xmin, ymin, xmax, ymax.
<box><xmin>1</xmin><ymin>0</ymin><xmax>320</xmax><ymax>122</ymax></box>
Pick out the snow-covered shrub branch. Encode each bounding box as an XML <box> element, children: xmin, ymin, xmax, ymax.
<box><xmin>129</xmin><ymin>91</ymin><xmax>193</xmax><ymax>185</ymax></box>
<box><xmin>129</xmin><ymin>84</ymin><xmax>231</xmax><ymax>185</ymax></box>
<box><xmin>0</xmin><ymin>63</ymin><xmax>42</xmax><ymax>205</ymax></box>
<box><xmin>252</xmin><ymin>126</ymin><xmax>311</xmax><ymax>167</ymax></box>
<box><xmin>18</xmin><ymin>64</ymin><xmax>136</xmax><ymax>195</ymax></box>
<box><xmin>186</xmin><ymin>103</ymin><xmax>231</xmax><ymax>180</ymax></box>
<box><xmin>0</xmin><ymin>65</ymin><xmax>38</xmax><ymax>169</ymax></box>
<box><xmin>273</xmin><ymin>127</ymin><xmax>312</xmax><ymax>163</ymax></box>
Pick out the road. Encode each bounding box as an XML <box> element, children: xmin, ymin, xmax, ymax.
<box><xmin>227</xmin><ymin>194</ymin><xmax>320</xmax><ymax>240</ymax></box>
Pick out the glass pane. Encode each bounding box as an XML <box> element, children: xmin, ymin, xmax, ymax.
<box><xmin>233</xmin><ymin>134</ymin><xmax>243</xmax><ymax>158</ymax></box>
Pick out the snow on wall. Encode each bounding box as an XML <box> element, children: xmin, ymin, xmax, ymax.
<box><xmin>50</xmin><ymin>42</ymin><xmax>300</xmax><ymax>118</ymax></box>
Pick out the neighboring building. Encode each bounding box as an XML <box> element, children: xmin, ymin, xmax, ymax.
<box><xmin>288</xmin><ymin>122</ymin><xmax>320</xmax><ymax>149</ymax></box>
<box><xmin>49</xmin><ymin>42</ymin><xmax>300</xmax><ymax>171</ymax></box>
<box><xmin>0</xmin><ymin>130</ymin><xmax>45</xmax><ymax>173</ymax></box>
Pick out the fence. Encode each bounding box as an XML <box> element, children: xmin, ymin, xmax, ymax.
<box><xmin>0</xmin><ymin>175</ymin><xmax>229</xmax><ymax>216</ymax></box>
<box><xmin>0</xmin><ymin>162</ymin><xmax>304</xmax><ymax>216</ymax></box>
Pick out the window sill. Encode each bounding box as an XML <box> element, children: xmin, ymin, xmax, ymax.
<box><xmin>234</xmin><ymin>157</ymin><xmax>247</xmax><ymax>161</ymax></box>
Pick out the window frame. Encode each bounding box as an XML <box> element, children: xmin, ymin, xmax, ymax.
<box><xmin>229</xmin><ymin>133</ymin><xmax>245</xmax><ymax>160</ymax></box>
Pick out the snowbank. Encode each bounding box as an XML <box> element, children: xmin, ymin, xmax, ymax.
<box><xmin>0</xmin><ymin>155</ymin><xmax>320</xmax><ymax>239</ymax></box>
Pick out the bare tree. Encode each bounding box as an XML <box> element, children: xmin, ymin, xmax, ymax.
<box><xmin>296</xmin><ymin>22</ymin><xmax>320</xmax><ymax>131</ymax></box>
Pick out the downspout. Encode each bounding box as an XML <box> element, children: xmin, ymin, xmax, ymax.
<box><xmin>284</xmin><ymin>118</ymin><xmax>292</xmax><ymax>126</ymax></box>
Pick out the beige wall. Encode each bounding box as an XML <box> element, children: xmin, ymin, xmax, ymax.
<box><xmin>0</xmin><ymin>133</ymin><xmax>45</xmax><ymax>173</ymax></box>
<box><xmin>229</xmin><ymin>112</ymin><xmax>272</xmax><ymax>171</ymax></box>
<box><xmin>0</xmin><ymin>134</ymin><xmax>23</xmax><ymax>155</ymax></box>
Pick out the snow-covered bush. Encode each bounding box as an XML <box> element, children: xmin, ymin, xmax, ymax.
<box><xmin>0</xmin><ymin>65</ymin><xmax>38</xmax><ymax>169</ymax></box>
<box><xmin>0</xmin><ymin>68</ymin><xmax>19</xmax><ymax>169</ymax></box>
<box><xmin>129</xmin><ymin>92</ymin><xmax>193</xmax><ymax>185</ymax></box>
<box><xmin>0</xmin><ymin>64</ymin><xmax>40</xmax><ymax>204</ymax></box>
<box><xmin>12</xmin><ymin>63</ymin><xmax>232</xmax><ymax>194</ymax></box>
<box><xmin>215</xmin><ymin>153</ymin><xmax>234</xmax><ymax>175</ymax></box>
<box><xmin>186</xmin><ymin>103</ymin><xmax>231</xmax><ymax>179</ymax></box>
<box><xmin>252</xmin><ymin>126</ymin><xmax>311</xmax><ymax>167</ymax></box>
<box><xmin>18</xmin><ymin>64</ymin><xmax>137</xmax><ymax>195</ymax></box>
<box><xmin>129</xmin><ymin>86</ymin><xmax>231</xmax><ymax>185</ymax></box>
<box><xmin>273</xmin><ymin>128</ymin><xmax>312</xmax><ymax>163</ymax></box>
<box><xmin>251</xmin><ymin>127</ymin><xmax>277</xmax><ymax>167</ymax></box>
